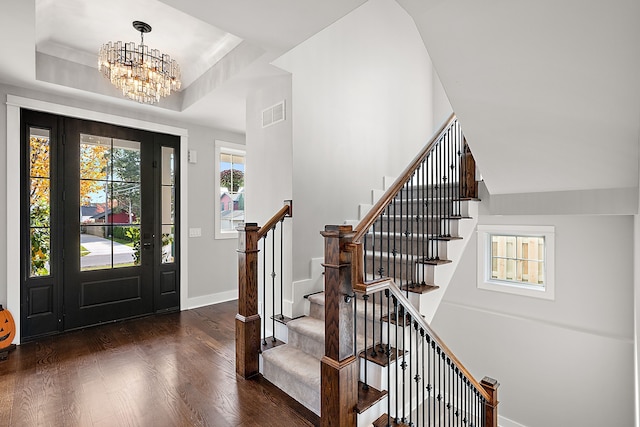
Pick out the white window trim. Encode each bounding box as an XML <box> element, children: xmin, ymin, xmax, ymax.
<box><xmin>214</xmin><ymin>140</ymin><xmax>246</xmax><ymax>240</ymax></box>
<box><xmin>477</xmin><ymin>224</ymin><xmax>555</xmax><ymax>300</ymax></box>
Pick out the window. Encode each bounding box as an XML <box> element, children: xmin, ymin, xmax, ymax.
<box><xmin>215</xmin><ymin>141</ymin><xmax>245</xmax><ymax>239</ymax></box>
<box><xmin>477</xmin><ymin>225</ymin><xmax>555</xmax><ymax>300</ymax></box>
<box><xmin>29</xmin><ymin>128</ymin><xmax>52</xmax><ymax>277</ymax></box>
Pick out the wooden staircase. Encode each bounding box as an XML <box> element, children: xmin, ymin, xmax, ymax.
<box><xmin>235</xmin><ymin>114</ymin><xmax>499</xmax><ymax>427</ymax></box>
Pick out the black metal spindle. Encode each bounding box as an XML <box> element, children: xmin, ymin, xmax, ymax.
<box><xmin>401</xmin><ymin>310</ymin><xmax>408</xmax><ymax>424</ymax></box>
<box><xmin>394</xmin><ymin>297</ymin><xmax>399</xmax><ymax>422</ymax></box>
<box><xmin>379</xmin><ymin>212</ymin><xmax>384</xmax><ymax>280</ymax></box>
<box><xmin>386</xmin><ymin>290</ymin><xmax>392</xmax><ymax>427</ymax></box>
<box><xmin>448</xmin><ymin>358</ymin><xmax>453</xmax><ymax>427</ymax></box>
<box><xmin>420</xmin><ymin>160</ymin><xmax>426</xmax><ymax>284</ymax></box>
<box><xmin>408</xmin><ymin>317</ymin><xmax>413</xmax><ymax>427</ymax></box>
<box><xmin>363</xmin><ymin>231</ymin><xmax>368</xmax><ymax>281</ymax></box>
<box><xmin>279</xmin><ymin>220</ymin><xmax>284</xmax><ymax>320</ymax></box>
<box><xmin>409</xmin><ymin>172</ymin><xmax>415</xmax><ymax>289</ymax></box>
<box><xmin>413</xmin><ymin>321</ymin><xmax>421</xmax><ymax>427</ymax></box>
<box><xmin>421</xmin><ymin>328</ymin><xmax>425</xmax><ymax>427</ymax></box>
<box><xmin>443</xmin><ymin>131</ymin><xmax>449</xmax><ymax>238</ymax></box>
<box><xmin>371</xmin><ymin>292</ymin><xmax>377</xmax><ymax>357</ymax></box>
<box><xmin>363</xmin><ymin>294</ymin><xmax>369</xmax><ymax>390</ymax></box>
<box><xmin>353</xmin><ymin>293</ymin><xmax>357</xmax><ymax>358</ymax></box>
<box><xmin>271</xmin><ymin>228</ymin><xmax>276</xmax><ymax>342</ymax></box>
<box><xmin>371</xmin><ymin>221</ymin><xmax>376</xmax><ymax>281</ymax></box>
<box><xmin>262</xmin><ymin>236</ymin><xmax>267</xmax><ymax>346</ymax></box>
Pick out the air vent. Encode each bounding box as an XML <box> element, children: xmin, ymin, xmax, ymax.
<box><xmin>262</xmin><ymin>100</ymin><xmax>286</xmax><ymax>128</ymax></box>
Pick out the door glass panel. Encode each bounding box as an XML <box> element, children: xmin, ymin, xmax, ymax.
<box><xmin>161</xmin><ymin>147</ymin><xmax>175</xmax><ymax>264</ymax></box>
<box><xmin>80</xmin><ymin>134</ymin><xmax>140</xmax><ymax>270</ymax></box>
<box><xmin>29</xmin><ymin>128</ymin><xmax>51</xmax><ymax>277</ymax></box>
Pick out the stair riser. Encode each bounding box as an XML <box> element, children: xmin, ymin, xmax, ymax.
<box><xmin>388</xmin><ymin>199</ymin><xmax>462</xmax><ymax>218</ymax></box>
<box><xmin>374</xmin><ymin>218</ymin><xmax>460</xmax><ymax>237</ymax></box>
<box><xmin>309</xmin><ymin>297</ymin><xmax>389</xmax><ymax>322</ymax></box>
<box><xmin>364</xmin><ymin>257</ymin><xmax>436</xmax><ymax>285</ymax></box>
<box><xmin>364</xmin><ymin>237</ymin><xmax>449</xmax><ymax>261</ymax></box>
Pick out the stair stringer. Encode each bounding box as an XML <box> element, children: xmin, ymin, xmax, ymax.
<box><xmin>410</xmin><ymin>202</ymin><xmax>478</xmax><ymax>323</ymax></box>
<box><xmin>350</xmin><ymin>177</ymin><xmax>480</xmax><ymax>323</ymax></box>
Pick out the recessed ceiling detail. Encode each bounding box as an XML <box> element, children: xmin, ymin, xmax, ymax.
<box><xmin>35</xmin><ymin>0</ymin><xmax>243</xmax><ymax>92</ymax></box>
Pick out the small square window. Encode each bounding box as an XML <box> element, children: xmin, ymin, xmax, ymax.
<box><xmin>477</xmin><ymin>225</ymin><xmax>554</xmax><ymax>300</ymax></box>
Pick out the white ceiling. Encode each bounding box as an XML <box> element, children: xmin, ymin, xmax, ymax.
<box><xmin>398</xmin><ymin>0</ymin><xmax>640</xmax><ymax>194</ymax></box>
<box><xmin>0</xmin><ymin>0</ymin><xmax>368</xmax><ymax>134</ymax></box>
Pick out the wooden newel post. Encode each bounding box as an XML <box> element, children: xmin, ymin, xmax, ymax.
<box><xmin>481</xmin><ymin>376</ymin><xmax>500</xmax><ymax>427</ymax></box>
<box><xmin>320</xmin><ymin>225</ymin><xmax>358</xmax><ymax>427</ymax></box>
<box><xmin>460</xmin><ymin>138</ymin><xmax>478</xmax><ymax>199</ymax></box>
<box><xmin>236</xmin><ymin>223</ymin><xmax>261</xmax><ymax>379</ymax></box>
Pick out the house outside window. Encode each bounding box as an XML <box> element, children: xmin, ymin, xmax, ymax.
<box><xmin>477</xmin><ymin>225</ymin><xmax>555</xmax><ymax>300</ymax></box>
<box><xmin>214</xmin><ymin>141</ymin><xmax>245</xmax><ymax>239</ymax></box>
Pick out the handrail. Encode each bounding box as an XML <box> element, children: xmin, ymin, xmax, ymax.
<box><xmin>353</xmin><ymin>112</ymin><xmax>457</xmax><ymax>243</ymax></box>
<box><xmin>354</xmin><ymin>277</ymin><xmax>492</xmax><ymax>403</ymax></box>
<box><xmin>235</xmin><ymin>200</ymin><xmax>293</xmax><ymax>379</ymax></box>
<box><xmin>257</xmin><ymin>201</ymin><xmax>293</xmax><ymax>239</ymax></box>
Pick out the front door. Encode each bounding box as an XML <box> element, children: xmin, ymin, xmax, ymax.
<box><xmin>21</xmin><ymin>110</ymin><xmax>180</xmax><ymax>339</ymax></box>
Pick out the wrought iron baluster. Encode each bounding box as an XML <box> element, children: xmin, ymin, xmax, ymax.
<box><xmin>409</xmin><ymin>172</ymin><xmax>414</xmax><ymax>289</ymax></box>
<box><xmin>394</xmin><ymin>297</ymin><xmax>399</xmax><ymax>423</ymax></box>
<box><xmin>421</xmin><ymin>328</ymin><xmax>426</xmax><ymax>427</ymax></box>
<box><xmin>408</xmin><ymin>317</ymin><xmax>413</xmax><ymax>427</ymax></box>
<box><xmin>371</xmin><ymin>292</ymin><xmax>377</xmax><ymax>358</ymax></box>
<box><xmin>271</xmin><ymin>227</ymin><xmax>276</xmax><ymax>342</ymax></box>
<box><xmin>279</xmin><ymin>219</ymin><xmax>284</xmax><ymax>321</ymax></box>
<box><xmin>262</xmin><ymin>236</ymin><xmax>267</xmax><ymax>346</ymax></box>
<box><xmin>363</xmin><ymin>294</ymin><xmax>369</xmax><ymax>390</ymax></box>
<box><xmin>386</xmin><ymin>290</ymin><xmax>392</xmax><ymax>427</ymax></box>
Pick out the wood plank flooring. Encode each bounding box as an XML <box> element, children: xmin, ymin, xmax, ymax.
<box><xmin>0</xmin><ymin>301</ymin><xmax>319</xmax><ymax>427</ymax></box>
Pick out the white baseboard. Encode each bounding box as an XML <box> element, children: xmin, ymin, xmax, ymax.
<box><xmin>500</xmin><ymin>415</ymin><xmax>527</xmax><ymax>427</ymax></box>
<box><xmin>185</xmin><ymin>290</ymin><xmax>238</xmax><ymax>310</ymax></box>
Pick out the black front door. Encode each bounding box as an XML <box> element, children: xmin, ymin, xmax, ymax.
<box><xmin>21</xmin><ymin>110</ymin><xmax>180</xmax><ymax>339</ymax></box>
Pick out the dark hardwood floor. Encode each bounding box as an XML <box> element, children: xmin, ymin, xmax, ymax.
<box><xmin>0</xmin><ymin>300</ymin><xmax>319</xmax><ymax>427</ymax></box>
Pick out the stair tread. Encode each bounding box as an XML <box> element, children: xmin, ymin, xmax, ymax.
<box><xmin>400</xmin><ymin>283</ymin><xmax>440</xmax><ymax>294</ymax></box>
<box><xmin>373</xmin><ymin>414</ymin><xmax>409</xmax><ymax>427</ymax></box>
<box><xmin>356</xmin><ymin>381</ymin><xmax>387</xmax><ymax>414</ymax></box>
<box><xmin>287</xmin><ymin>316</ymin><xmax>325</xmax><ymax>341</ymax></box>
<box><xmin>262</xmin><ymin>344</ymin><xmax>321</xmax><ymax>388</ymax></box>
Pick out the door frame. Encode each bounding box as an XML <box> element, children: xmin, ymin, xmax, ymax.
<box><xmin>7</xmin><ymin>94</ymin><xmax>189</xmax><ymax>344</ymax></box>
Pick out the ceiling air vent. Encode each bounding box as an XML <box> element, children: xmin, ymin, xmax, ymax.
<box><xmin>262</xmin><ymin>100</ymin><xmax>286</xmax><ymax>128</ymax></box>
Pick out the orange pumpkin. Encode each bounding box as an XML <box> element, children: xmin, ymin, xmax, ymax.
<box><xmin>0</xmin><ymin>305</ymin><xmax>16</xmax><ymax>349</ymax></box>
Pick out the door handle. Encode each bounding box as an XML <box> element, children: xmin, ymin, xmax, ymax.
<box><xmin>143</xmin><ymin>242</ymin><xmax>152</xmax><ymax>249</ymax></box>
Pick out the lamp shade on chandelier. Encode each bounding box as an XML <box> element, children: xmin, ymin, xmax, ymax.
<box><xmin>98</xmin><ymin>21</ymin><xmax>181</xmax><ymax>104</ymax></box>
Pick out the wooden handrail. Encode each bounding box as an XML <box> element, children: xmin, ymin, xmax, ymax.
<box><xmin>353</xmin><ymin>112</ymin><xmax>457</xmax><ymax>243</ymax></box>
<box><xmin>257</xmin><ymin>201</ymin><xmax>292</xmax><ymax>239</ymax></box>
<box><xmin>353</xmin><ymin>277</ymin><xmax>493</xmax><ymax>403</ymax></box>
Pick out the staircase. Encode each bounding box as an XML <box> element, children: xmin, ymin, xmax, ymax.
<box><xmin>261</xmin><ymin>199</ymin><xmax>479</xmax><ymax>424</ymax></box>
<box><xmin>235</xmin><ymin>114</ymin><xmax>499</xmax><ymax>427</ymax></box>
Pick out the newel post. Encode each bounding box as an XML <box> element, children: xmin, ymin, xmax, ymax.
<box><xmin>481</xmin><ymin>376</ymin><xmax>500</xmax><ymax>427</ymax></box>
<box><xmin>320</xmin><ymin>225</ymin><xmax>358</xmax><ymax>427</ymax></box>
<box><xmin>235</xmin><ymin>223</ymin><xmax>261</xmax><ymax>379</ymax></box>
<box><xmin>460</xmin><ymin>138</ymin><xmax>478</xmax><ymax>199</ymax></box>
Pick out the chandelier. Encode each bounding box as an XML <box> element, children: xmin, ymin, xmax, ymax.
<box><xmin>98</xmin><ymin>21</ymin><xmax>181</xmax><ymax>104</ymax></box>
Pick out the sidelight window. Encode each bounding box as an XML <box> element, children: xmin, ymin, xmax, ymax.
<box><xmin>29</xmin><ymin>128</ymin><xmax>52</xmax><ymax>277</ymax></box>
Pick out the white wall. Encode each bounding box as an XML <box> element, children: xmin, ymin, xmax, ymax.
<box><xmin>432</xmin><ymin>213</ymin><xmax>635</xmax><ymax>427</ymax></box>
<box><xmin>636</xmin><ymin>162</ymin><xmax>640</xmax><ymax>427</ymax></box>
<box><xmin>245</xmin><ymin>75</ymin><xmax>294</xmax><ymax>315</ymax></box>
<box><xmin>0</xmin><ymin>83</ymin><xmax>244</xmax><ymax>319</ymax></box>
<box><xmin>273</xmin><ymin>0</ymin><xmax>451</xmax><ymax>281</ymax></box>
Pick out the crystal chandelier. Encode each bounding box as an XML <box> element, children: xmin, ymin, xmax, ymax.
<box><xmin>98</xmin><ymin>21</ymin><xmax>181</xmax><ymax>104</ymax></box>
